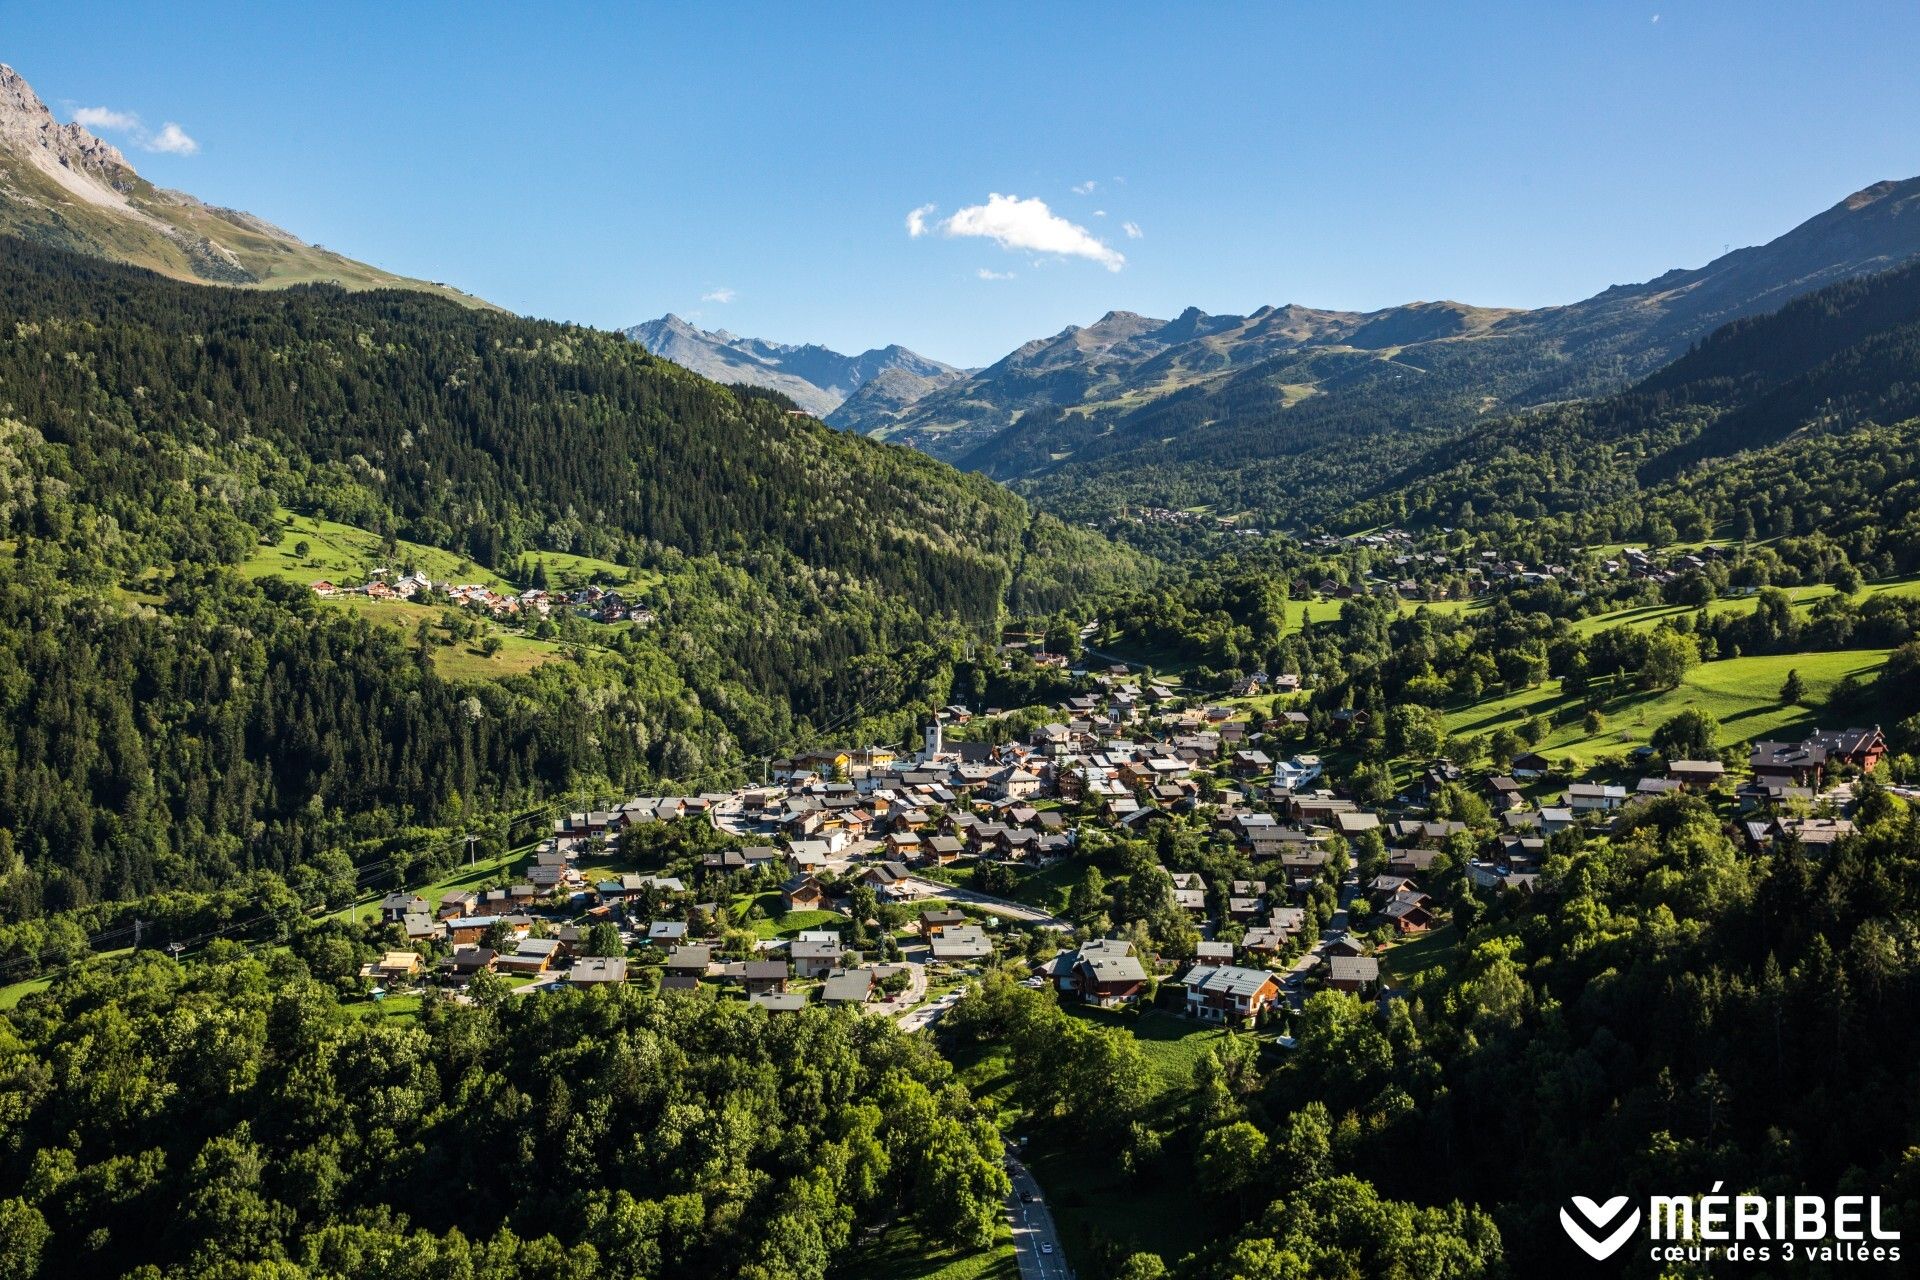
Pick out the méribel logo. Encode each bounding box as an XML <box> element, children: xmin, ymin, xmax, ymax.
<box><xmin>1561</xmin><ymin>1195</ymin><xmax>1643</xmax><ymax>1261</ymax></box>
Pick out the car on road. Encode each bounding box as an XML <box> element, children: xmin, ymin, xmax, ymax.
<box><xmin>1041</xmin><ymin>1243</ymin><xmax>1054</xmax><ymax>1255</ymax></box>
<box><xmin>1020</xmin><ymin>1192</ymin><xmax>1032</xmax><ymax>1202</ymax></box>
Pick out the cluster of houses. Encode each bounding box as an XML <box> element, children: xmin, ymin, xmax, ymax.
<box><xmin>357</xmin><ymin>626</ymin><xmax>1889</xmax><ymax>1032</ymax></box>
<box><xmin>311</xmin><ymin>567</ymin><xmax>654</xmax><ymax>625</ymax></box>
<box><xmin>1293</xmin><ymin>530</ymin><xmax>1748</xmax><ymax>605</ymax></box>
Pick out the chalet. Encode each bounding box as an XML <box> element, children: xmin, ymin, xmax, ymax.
<box><xmin>1484</xmin><ymin>775</ymin><xmax>1524</xmax><ymax>810</ymax></box>
<box><xmin>498</xmin><ymin>938</ymin><xmax>562</xmax><ymax>974</ymax></box>
<box><xmin>1326</xmin><ymin>954</ymin><xmax>1380</xmax><ymax>994</ymax></box>
<box><xmin>657</xmin><ymin>972</ymin><xmax>702</xmax><ymax>994</ymax></box>
<box><xmin>853</xmin><ymin>862</ymin><xmax>916</xmax><ymax>899</ymax></box>
<box><xmin>375</xmin><ymin>951</ymin><xmax>422</xmax><ymax>982</ymax></box>
<box><xmin>1335</xmin><ymin>811</ymin><xmax>1382</xmax><ymax>837</ymax></box>
<box><xmin>1806</xmin><ymin>725</ymin><xmax>1887</xmax><ymax>772</ymax></box>
<box><xmin>1184</xmin><ymin>964</ymin><xmax>1283</xmax><ymax>1023</ymax></box>
<box><xmin>1323</xmin><ymin>932</ymin><xmax>1367</xmax><ymax>959</ymax></box>
<box><xmin>1193</xmin><ymin>940</ymin><xmax>1236</xmax><ymax>966</ymax></box>
<box><xmin>791</xmin><ymin>937</ymin><xmax>847</xmax><ymax>978</ymax></box>
<box><xmin>664</xmin><ymin>944</ymin><xmax>712</xmax><ymax>975</ymax></box>
<box><xmin>725</xmin><ymin>960</ymin><xmax>790</xmax><ymax>995</ymax></box>
<box><xmin>930</xmin><ymin>925</ymin><xmax>994</xmax><ymax>963</ymax></box>
<box><xmin>568</xmin><ymin>956</ymin><xmax>628</xmax><ymax>985</ymax></box>
<box><xmin>1231</xmin><ymin>750</ymin><xmax>1273</xmax><ymax>777</ymax></box>
<box><xmin>750</xmin><ymin>991</ymin><xmax>809</xmax><ymax>1013</ymax></box>
<box><xmin>994</xmin><ymin>767</ymin><xmax>1044</xmax><ymax>801</ymax></box>
<box><xmin>1750</xmin><ymin>740</ymin><xmax>1826</xmax><ymax>788</ymax></box>
<box><xmin>446</xmin><ymin>915</ymin><xmax>509</xmax><ymax>946</ymax></box>
<box><xmin>821</xmin><ymin>968</ymin><xmax>874</xmax><ymax>1006</ymax></box>
<box><xmin>782</xmin><ymin>874</ymin><xmax>826</xmax><ymax>913</ymax></box>
<box><xmin>1388</xmin><ymin>819</ymin><xmax>1466</xmax><ymax>847</ymax></box>
<box><xmin>1046</xmin><ymin>939</ymin><xmax>1150</xmax><ymax>1007</ymax></box>
<box><xmin>438</xmin><ymin>890</ymin><xmax>481</xmax><ymax>919</ymax></box>
<box><xmin>380</xmin><ymin>893</ymin><xmax>429</xmax><ymax>924</ymax></box>
<box><xmin>1242</xmin><ymin>927</ymin><xmax>1291</xmax><ymax>955</ymax></box>
<box><xmin>1228</xmin><ymin>896</ymin><xmax>1265</xmax><ymax>922</ymax></box>
<box><xmin>1666</xmin><ymin>759</ymin><xmax>1727</xmax><ymax>789</ymax></box>
<box><xmin>647</xmin><ymin>921</ymin><xmax>688</xmax><ymax>944</ymax></box>
<box><xmin>1512</xmin><ymin>751</ymin><xmax>1553</xmax><ymax>779</ymax></box>
<box><xmin>1381</xmin><ymin>895</ymin><xmax>1434</xmax><ymax>933</ymax></box>
<box><xmin>439</xmin><ymin>946</ymin><xmax>496</xmax><ymax>982</ymax></box>
<box><xmin>919</xmin><ymin>907</ymin><xmax>968</xmax><ymax>936</ymax></box>
<box><xmin>1566</xmin><ymin>783</ymin><xmax>1628</xmax><ymax>813</ymax></box>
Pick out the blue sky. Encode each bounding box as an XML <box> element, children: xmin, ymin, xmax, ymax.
<box><xmin>8</xmin><ymin>2</ymin><xmax>1919</xmax><ymax>366</ymax></box>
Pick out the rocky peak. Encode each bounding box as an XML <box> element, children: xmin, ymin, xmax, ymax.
<box><xmin>0</xmin><ymin>64</ymin><xmax>133</xmax><ymax>183</ymax></box>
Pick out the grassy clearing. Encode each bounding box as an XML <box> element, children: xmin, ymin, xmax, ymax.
<box><xmin>1444</xmin><ymin>648</ymin><xmax>1889</xmax><ymax>765</ymax></box>
<box><xmin>840</xmin><ymin>1220</ymin><xmax>1019</xmax><ymax>1280</ymax></box>
<box><xmin>0</xmin><ymin>976</ymin><xmax>53</xmax><ymax>1010</ymax></box>
<box><xmin>735</xmin><ymin>893</ymin><xmax>846</xmax><ymax>940</ymax></box>
<box><xmin>241</xmin><ymin>511</ymin><xmax>511</xmax><ymax>591</ymax></box>
<box><xmin>1065</xmin><ymin>1005</ymin><xmax>1227</xmax><ymax>1094</ymax></box>
<box><xmin>323</xmin><ymin>843</ymin><xmax>535</xmax><ymax>926</ymax></box>
<box><xmin>1381</xmin><ymin>923</ymin><xmax>1461</xmax><ymax>984</ymax></box>
<box><xmin>1009</xmin><ymin>862</ymin><xmax>1083</xmax><ymax>916</ymax></box>
<box><xmin>344</xmin><ymin>993</ymin><xmax>425</xmax><ymax>1022</ymax></box>
<box><xmin>1569</xmin><ymin>575</ymin><xmax>1920</xmax><ymax>638</ymax></box>
<box><xmin>326</xmin><ymin>596</ymin><xmax>568</xmax><ymax>679</ymax></box>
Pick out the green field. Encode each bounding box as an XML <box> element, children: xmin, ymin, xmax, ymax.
<box><xmin>1065</xmin><ymin>1006</ymin><xmax>1234</xmax><ymax>1093</ymax></box>
<box><xmin>1380</xmin><ymin>924</ymin><xmax>1460</xmax><ymax>985</ymax></box>
<box><xmin>241</xmin><ymin>510</ymin><xmax>514</xmax><ymax>591</ymax></box>
<box><xmin>0</xmin><ymin>975</ymin><xmax>53</xmax><ymax>1010</ymax></box>
<box><xmin>1569</xmin><ymin>574</ymin><xmax>1920</xmax><ymax>638</ymax></box>
<box><xmin>841</xmin><ymin>1221</ymin><xmax>1018</xmax><ymax>1280</ymax></box>
<box><xmin>1445</xmin><ymin>648</ymin><xmax>1889</xmax><ymax>764</ymax></box>
<box><xmin>328</xmin><ymin>596</ymin><xmax>571</xmax><ymax>678</ymax></box>
<box><xmin>1008</xmin><ymin>862</ymin><xmax>1083</xmax><ymax>915</ymax></box>
<box><xmin>735</xmin><ymin>893</ymin><xmax>847</xmax><ymax>939</ymax></box>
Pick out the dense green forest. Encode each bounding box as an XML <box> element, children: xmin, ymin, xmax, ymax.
<box><xmin>0</xmin><ymin>956</ymin><xmax>1007</xmax><ymax>1279</ymax></box>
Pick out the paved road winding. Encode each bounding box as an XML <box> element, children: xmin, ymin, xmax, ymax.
<box><xmin>1006</xmin><ymin>1155</ymin><xmax>1070</xmax><ymax>1279</ymax></box>
<box><xmin>899</xmin><ymin>876</ymin><xmax>1069</xmax><ymax>928</ymax></box>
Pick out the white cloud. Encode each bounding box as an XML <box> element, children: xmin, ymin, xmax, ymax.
<box><xmin>1122</xmin><ymin>221</ymin><xmax>1143</xmax><ymax>240</ymax></box>
<box><xmin>146</xmin><ymin>122</ymin><xmax>199</xmax><ymax>155</ymax></box>
<box><xmin>72</xmin><ymin>107</ymin><xmax>199</xmax><ymax>156</ymax></box>
<box><xmin>1092</xmin><ymin>209</ymin><xmax>1107</xmax><ymax>217</ymax></box>
<box><xmin>701</xmin><ymin>287</ymin><xmax>736</xmax><ymax>303</ymax></box>
<box><xmin>73</xmin><ymin>106</ymin><xmax>139</xmax><ymax>131</ymax></box>
<box><xmin>922</xmin><ymin>193</ymin><xmax>1124</xmax><ymax>271</ymax></box>
<box><xmin>976</xmin><ymin>267</ymin><xmax>1015</xmax><ymax>281</ymax></box>
<box><xmin>1071</xmin><ymin>180</ymin><xmax>1097</xmax><ymax>195</ymax></box>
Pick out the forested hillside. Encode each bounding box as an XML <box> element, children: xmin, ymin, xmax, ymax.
<box><xmin>0</xmin><ymin>237</ymin><xmax>1143</xmax><ymax>919</ymax></box>
<box><xmin>1349</xmin><ymin>258</ymin><xmax>1920</xmax><ymax>549</ymax></box>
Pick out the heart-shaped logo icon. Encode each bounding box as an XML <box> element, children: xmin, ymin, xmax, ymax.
<box><xmin>1560</xmin><ymin>1195</ymin><xmax>1641</xmax><ymax>1261</ymax></box>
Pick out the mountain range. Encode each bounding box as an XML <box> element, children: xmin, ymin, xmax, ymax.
<box><xmin>0</xmin><ymin>63</ymin><xmax>483</xmax><ymax>305</ymax></box>
<box><xmin>641</xmin><ymin>175</ymin><xmax>1920</xmax><ymax>530</ymax></box>
<box><xmin>625</xmin><ymin>313</ymin><xmax>968</xmax><ymax>419</ymax></box>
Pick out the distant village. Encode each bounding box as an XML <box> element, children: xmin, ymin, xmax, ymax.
<box><xmin>311</xmin><ymin>565</ymin><xmax>654</xmax><ymax>626</ymax></box>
